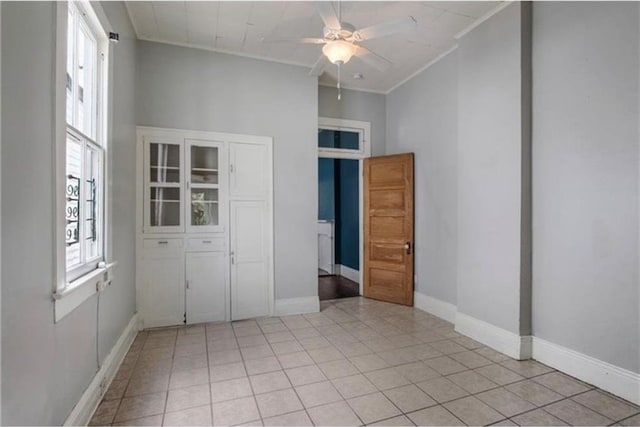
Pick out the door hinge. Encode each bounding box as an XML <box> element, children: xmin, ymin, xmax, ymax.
<box><xmin>183</xmin><ymin>312</ymin><xmax>186</xmax><ymax>324</ymax></box>
<box><xmin>230</xmin><ymin>164</ymin><xmax>234</xmax><ymax>173</ymax></box>
<box><xmin>186</xmin><ymin>280</ymin><xmax>190</xmax><ymax>289</ymax></box>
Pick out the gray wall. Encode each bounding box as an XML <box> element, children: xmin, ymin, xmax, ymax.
<box><xmin>456</xmin><ymin>3</ymin><xmax>530</xmax><ymax>335</ymax></box>
<box><xmin>1</xmin><ymin>2</ymin><xmax>137</xmax><ymax>424</ymax></box>
<box><xmin>385</xmin><ymin>52</ymin><xmax>458</xmax><ymax>306</ymax></box>
<box><xmin>318</xmin><ymin>86</ymin><xmax>386</xmax><ymax>156</ymax></box>
<box><xmin>98</xmin><ymin>1</ymin><xmax>138</xmax><ymax>363</ymax></box>
<box><xmin>531</xmin><ymin>1</ymin><xmax>639</xmax><ymax>373</ymax></box>
<box><xmin>136</xmin><ymin>41</ymin><xmax>318</xmax><ymax>301</ymax></box>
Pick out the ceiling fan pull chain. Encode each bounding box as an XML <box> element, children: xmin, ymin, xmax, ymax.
<box><xmin>337</xmin><ymin>62</ymin><xmax>342</xmax><ymax>101</ymax></box>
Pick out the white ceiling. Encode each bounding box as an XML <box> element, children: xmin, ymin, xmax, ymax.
<box><xmin>125</xmin><ymin>1</ymin><xmax>500</xmax><ymax>93</ymax></box>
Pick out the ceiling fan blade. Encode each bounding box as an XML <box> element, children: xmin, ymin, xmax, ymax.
<box><xmin>353</xmin><ymin>16</ymin><xmax>417</xmax><ymax>42</ymax></box>
<box><xmin>354</xmin><ymin>46</ymin><xmax>392</xmax><ymax>72</ymax></box>
<box><xmin>309</xmin><ymin>54</ymin><xmax>329</xmax><ymax>77</ymax></box>
<box><xmin>261</xmin><ymin>37</ymin><xmax>325</xmax><ymax>45</ymax></box>
<box><xmin>316</xmin><ymin>2</ymin><xmax>342</xmax><ymax>30</ymax></box>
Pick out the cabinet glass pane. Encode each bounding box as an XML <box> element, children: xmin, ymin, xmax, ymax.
<box><xmin>150</xmin><ymin>187</ymin><xmax>180</xmax><ymax>227</ymax></box>
<box><xmin>150</xmin><ymin>143</ymin><xmax>180</xmax><ymax>183</ymax></box>
<box><xmin>191</xmin><ymin>145</ymin><xmax>218</xmax><ymax>184</ymax></box>
<box><xmin>191</xmin><ymin>189</ymin><xmax>219</xmax><ymax>226</ymax></box>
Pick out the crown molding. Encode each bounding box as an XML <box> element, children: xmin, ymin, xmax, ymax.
<box><xmin>137</xmin><ymin>36</ymin><xmax>313</xmax><ymax>71</ymax></box>
<box><xmin>318</xmin><ymin>82</ymin><xmax>387</xmax><ymax>95</ymax></box>
<box><xmin>385</xmin><ymin>44</ymin><xmax>458</xmax><ymax>95</ymax></box>
<box><xmin>454</xmin><ymin>1</ymin><xmax>513</xmax><ymax>40</ymax></box>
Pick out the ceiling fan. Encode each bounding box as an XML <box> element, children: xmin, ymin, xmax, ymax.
<box><xmin>262</xmin><ymin>2</ymin><xmax>417</xmax><ymax>99</ymax></box>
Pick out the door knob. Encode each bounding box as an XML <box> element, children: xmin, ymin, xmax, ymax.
<box><xmin>405</xmin><ymin>242</ymin><xmax>411</xmax><ymax>255</ymax></box>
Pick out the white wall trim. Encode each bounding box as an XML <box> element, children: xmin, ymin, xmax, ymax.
<box><xmin>336</xmin><ymin>264</ymin><xmax>360</xmax><ymax>284</ymax></box>
<box><xmin>275</xmin><ymin>297</ymin><xmax>320</xmax><ymax>316</ymax></box>
<box><xmin>414</xmin><ymin>292</ymin><xmax>457</xmax><ymax>324</ymax></box>
<box><xmin>454</xmin><ymin>1</ymin><xmax>514</xmax><ymax>40</ymax></box>
<box><xmin>455</xmin><ymin>312</ymin><xmax>532</xmax><ymax>360</ymax></box>
<box><xmin>532</xmin><ymin>337</ymin><xmax>640</xmax><ymax>406</ymax></box>
<box><xmin>64</xmin><ymin>313</ymin><xmax>142</xmax><ymax>426</ymax></box>
<box><xmin>414</xmin><ymin>298</ymin><xmax>639</xmax><ymax>405</ymax></box>
<box><xmin>318</xmin><ymin>82</ymin><xmax>387</xmax><ymax>96</ymax></box>
<box><xmin>385</xmin><ymin>45</ymin><xmax>458</xmax><ymax>94</ymax></box>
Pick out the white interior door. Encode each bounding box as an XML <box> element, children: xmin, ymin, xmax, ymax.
<box><xmin>229</xmin><ymin>142</ymin><xmax>268</xmax><ymax>199</ymax></box>
<box><xmin>230</xmin><ymin>200</ymin><xmax>269</xmax><ymax>320</ymax></box>
<box><xmin>186</xmin><ymin>251</ymin><xmax>228</xmax><ymax>324</ymax></box>
<box><xmin>141</xmin><ymin>250</ymin><xmax>185</xmax><ymax>328</ymax></box>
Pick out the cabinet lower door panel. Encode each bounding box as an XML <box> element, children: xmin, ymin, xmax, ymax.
<box><xmin>231</xmin><ymin>201</ymin><xmax>269</xmax><ymax>320</ymax></box>
<box><xmin>141</xmin><ymin>255</ymin><xmax>185</xmax><ymax>328</ymax></box>
<box><xmin>186</xmin><ymin>252</ymin><xmax>228</xmax><ymax>324</ymax></box>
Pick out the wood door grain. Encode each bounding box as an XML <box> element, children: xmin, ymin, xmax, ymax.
<box><xmin>363</xmin><ymin>153</ymin><xmax>414</xmax><ymax>305</ymax></box>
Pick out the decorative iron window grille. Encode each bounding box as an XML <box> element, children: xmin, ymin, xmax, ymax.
<box><xmin>66</xmin><ymin>174</ymin><xmax>80</xmax><ymax>246</ymax></box>
<box><xmin>86</xmin><ymin>177</ymin><xmax>96</xmax><ymax>242</ymax></box>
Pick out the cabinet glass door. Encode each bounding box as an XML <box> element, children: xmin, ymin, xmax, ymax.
<box><xmin>187</xmin><ymin>141</ymin><xmax>224</xmax><ymax>232</ymax></box>
<box><xmin>145</xmin><ymin>140</ymin><xmax>184</xmax><ymax>232</ymax></box>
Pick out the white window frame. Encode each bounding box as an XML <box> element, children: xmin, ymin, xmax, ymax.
<box><xmin>53</xmin><ymin>1</ymin><xmax>115</xmax><ymax>322</ymax></box>
<box><xmin>318</xmin><ymin>117</ymin><xmax>371</xmax><ymax>159</ymax></box>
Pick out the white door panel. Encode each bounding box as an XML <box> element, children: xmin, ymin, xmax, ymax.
<box><xmin>186</xmin><ymin>252</ymin><xmax>228</xmax><ymax>324</ymax></box>
<box><xmin>229</xmin><ymin>143</ymin><xmax>267</xmax><ymax>199</ymax></box>
<box><xmin>142</xmin><ymin>254</ymin><xmax>185</xmax><ymax>328</ymax></box>
<box><xmin>231</xmin><ymin>200</ymin><xmax>269</xmax><ymax>320</ymax></box>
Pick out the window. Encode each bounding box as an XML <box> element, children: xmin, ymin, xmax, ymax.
<box><xmin>318</xmin><ymin>117</ymin><xmax>371</xmax><ymax>159</ymax></box>
<box><xmin>65</xmin><ymin>2</ymin><xmax>106</xmax><ymax>281</ymax></box>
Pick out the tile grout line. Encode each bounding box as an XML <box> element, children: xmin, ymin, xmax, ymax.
<box><xmin>112</xmin><ymin>299</ymin><xmax>639</xmax><ymax>427</ymax></box>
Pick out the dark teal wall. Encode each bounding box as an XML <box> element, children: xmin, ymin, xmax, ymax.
<box><xmin>318</xmin><ymin>158</ymin><xmax>335</xmax><ymax>220</ymax></box>
<box><xmin>318</xmin><ymin>157</ymin><xmax>359</xmax><ymax>271</ymax></box>
<box><xmin>336</xmin><ymin>159</ymin><xmax>360</xmax><ymax>270</ymax></box>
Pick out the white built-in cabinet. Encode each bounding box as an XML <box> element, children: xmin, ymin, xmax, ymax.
<box><xmin>136</xmin><ymin>127</ymin><xmax>273</xmax><ymax>328</ymax></box>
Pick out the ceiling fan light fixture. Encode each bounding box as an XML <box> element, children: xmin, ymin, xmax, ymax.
<box><xmin>322</xmin><ymin>40</ymin><xmax>356</xmax><ymax>64</ymax></box>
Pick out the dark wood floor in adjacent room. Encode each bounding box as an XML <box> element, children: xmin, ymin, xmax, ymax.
<box><xmin>318</xmin><ymin>275</ymin><xmax>360</xmax><ymax>300</ymax></box>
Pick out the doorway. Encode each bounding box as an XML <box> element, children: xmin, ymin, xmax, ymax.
<box><xmin>316</xmin><ymin>117</ymin><xmax>371</xmax><ymax>301</ymax></box>
<box><xmin>318</xmin><ymin>157</ymin><xmax>360</xmax><ymax>300</ymax></box>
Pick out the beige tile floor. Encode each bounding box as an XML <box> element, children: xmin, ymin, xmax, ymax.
<box><xmin>90</xmin><ymin>297</ymin><xmax>640</xmax><ymax>426</ymax></box>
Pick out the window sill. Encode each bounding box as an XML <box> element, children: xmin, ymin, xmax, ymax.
<box><xmin>53</xmin><ymin>262</ymin><xmax>117</xmax><ymax>322</ymax></box>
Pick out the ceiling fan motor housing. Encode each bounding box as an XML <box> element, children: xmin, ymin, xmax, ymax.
<box><xmin>323</xmin><ymin>22</ymin><xmax>356</xmax><ymax>41</ymax></box>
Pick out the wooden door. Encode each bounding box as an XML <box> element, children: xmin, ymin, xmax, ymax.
<box><xmin>363</xmin><ymin>153</ymin><xmax>414</xmax><ymax>305</ymax></box>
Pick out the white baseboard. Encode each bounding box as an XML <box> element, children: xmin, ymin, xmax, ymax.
<box><xmin>64</xmin><ymin>313</ymin><xmax>142</xmax><ymax>426</ymax></box>
<box><xmin>275</xmin><ymin>297</ymin><xmax>320</xmax><ymax>316</ymax></box>
<box><xmin>336</xmin><ymin>264</ymin><xmax>360</xmax><ymax>284</ymax></box>
<box><xmin>532</xmin><ymin>337</ymin><xmax>640</xmax><ymax>405</ymax></box>
<box><xmin>414</xmin><ymin>291</ymin><xmax>457</xmax><ymax>324</ymax></box>
<box><xmin>455</xmin><ymin>312</ymin><xmax>532</xmax><ymax>360</ymax></box>
<box><xmin>413</xmin><ymin>296</ymin><xmax>639</xmax><ymax>405</ymax></box>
